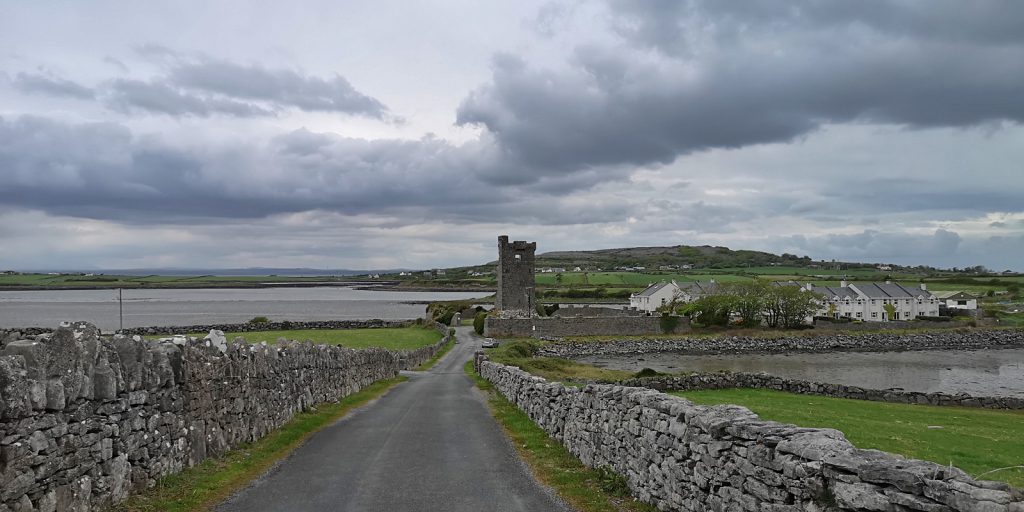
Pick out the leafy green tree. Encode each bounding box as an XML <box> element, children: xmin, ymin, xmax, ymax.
<box><xmin>726</xmin><ymin>281</ymin><xmax>769</xmax><ymax>327</ymax></box>
<box><xmin>883</xmin><ymin>303</ymin><xmax>897</xmax><ymax>321</ymax></box>
<box><xmin>680</xmin><ymin>295</ymin><xmax>735</xmax><ymax>327</ymax></box>
<box><xmin>763</xmin><ymin>285</ymin><xmax>822</xmax><ymax>328</ymax></box>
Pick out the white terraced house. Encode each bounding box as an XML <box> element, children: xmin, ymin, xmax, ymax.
<box><xmin>808</xmin><ymin>280</ymin><xmax>940</xmax><ymax>322</ymax></box>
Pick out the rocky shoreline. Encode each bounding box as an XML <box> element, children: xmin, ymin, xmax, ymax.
<box><xmin>537</xmin><ymin>329</ymin><xmax>1024</xmax><ymax>358</ymax></box>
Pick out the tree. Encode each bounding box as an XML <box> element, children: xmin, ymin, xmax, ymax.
<box><xmin>726</xmin><ymin>281</ymin><xmax>769</xmax><ymax>327</ymax></box>
<box><xmin>680</xmin><ymin>294</ymin><xmax>735</xmax><ymax>327</ymax></box>
<box><xmin>883</xmin><ymin>303</ymin><xmax>897</xmax><ymax>321</ymax></box>
<box><xmin>763</xmin><ymin>285</ymin><xmax>821</xmax><ymax>328</ymax></box>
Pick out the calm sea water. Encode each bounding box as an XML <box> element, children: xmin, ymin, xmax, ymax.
<box><xmin>577</xmin><ymin>348</ymin><xmax>1024</xmax><ymax>397</ymax></box>
<box><xmin>0</xmin><ymin>287</ymin><xmax>490</xmax><ymax>331</ymax></box>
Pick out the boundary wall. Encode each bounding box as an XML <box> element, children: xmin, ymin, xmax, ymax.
<box><xmin>0</xmin><ymin>322</ymin><xmax>450</xmax><ymax>511</ymax></box>
<box><xmin>537</xmin><ymin>329</ymin><xmax>1024</xmax><ymax>358</ymax></box>
<box><xmin>484</xmin><ymin>315</ymin><xmax>690</xmax><ymax>338</ymax></box>
<box><xmin>475</xmin><ymin>354</ymin><xmax>1023</xmax><ymax>511</ymax></box>
<box><xmin>621</xmin><ymin>373</ymin><xmax>1024</xmax><ymax>410</ymax></box>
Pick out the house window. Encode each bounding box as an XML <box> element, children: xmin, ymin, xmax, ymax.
<box><xmin>856</xmin><ymin>312</ymin><xmax>862</xmax><ymax>318</ymax></box>
<box><xmin>872</xmin><ymin>312</ymin><xmax>877</xmax><ymax>318</ymax></box>
<box><xmin>957</xmin><ymin>300</ymin><xmax>967</xmax><ymax>306</ymax></box>
<box><xmin>514</xmin><ymin>254</ymin><xmax>521</xmax><ymax>261</ymax></box>
<box><xmin>871</xmin><ymin>300</ymin><xmax>876</xmax><ymax>304</ymax></box>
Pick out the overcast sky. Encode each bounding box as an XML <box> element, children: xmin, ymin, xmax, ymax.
<box><xmin>1</xmin><ymin>1</ymin><xmax>1022</xmax><ymax>271</ymax></box>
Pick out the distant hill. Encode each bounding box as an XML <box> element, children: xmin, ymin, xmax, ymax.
<box><xmin>531</xmin><ymin>245</ymin><xmax>815</xmax><ymax>269</ymax></box>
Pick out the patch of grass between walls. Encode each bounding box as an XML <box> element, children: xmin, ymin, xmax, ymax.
<box><xmin>108</xmin><ymin>377</ymin><xmax>408</xmax><ymax>512</ymax></box>
<box><xmin>464</xmin><ymin>361</ymin><xmax>656</xmax><ymax>512</ymax></box>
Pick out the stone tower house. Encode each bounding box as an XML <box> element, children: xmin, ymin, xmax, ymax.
<box><xmin>496</xmin><ymin>235</ymin><xmax>536</xmax><ymax>315</ymax></box>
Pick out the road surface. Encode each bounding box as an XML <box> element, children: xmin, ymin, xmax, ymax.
<box><xmin>216</xmin><ymin>326</ymin><xmax>568</xmax><ymax>512</ymax></box>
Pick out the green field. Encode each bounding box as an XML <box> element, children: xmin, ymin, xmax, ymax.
<box><xmin>676</xmin><ymin>388</ymin><xmax>1024</xmax><ymax>487</ymax></box>
<box><xmin>533</xmin><ymin>272</ymin><xmax>753</xmax><ymax>286</ymax></box>
<box><xmin>228</xmin><ymin>327</ymin><xmax>442</xmax><ymax>350</ymax></box>
<box><xmin>155</xmin><ymin>327</ymin><xmax>443</xmax><ymax>350</ymax></box>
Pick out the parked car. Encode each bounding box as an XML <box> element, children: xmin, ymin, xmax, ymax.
<box><xmin>481</xmin><ymin>338</ymin><xmax>499</xmax><ymax>348</ymax></box>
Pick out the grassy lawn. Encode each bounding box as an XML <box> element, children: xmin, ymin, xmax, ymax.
<box><xmin>484</xmin><ymin>339</ymin><xmax>635</xmax><ymax>382</ymax></box>
<box><xmin>465</xmin><ymin>362</ymin><xmax>656</xmax><ymax>512</ymax></box>
<box><xmin>228</xmin><ymin>327</ymin><xmax>442</xmax><ymax>350</ymax></box>
<box><xmin>151</xmin><ymin>327</ymin><xmax>443</xmax><ymax>350</ymax></box>
<box><xmin>111</xmin><ymin>377</ymin><xmax>407</xmax><ymax>512</ymax></box>
<box><xmin>675</xmin><ymin>388</ymin><xmax>1024</xmax><ymax>488</ymax></box>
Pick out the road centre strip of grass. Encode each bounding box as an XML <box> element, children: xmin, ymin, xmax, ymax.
<box><xmin>465</xmin><ymin>361</ymin><xmax>656</xmax><ymax>512</ymax></box>
<box><xmin>676</xmin><ymin>388</ymin><xmax>1024</xmax><ymax>488</ymax></box>
<box><xmin>109</xmin><ymin>377</ymin><xmax>407</xmax><ymax>512</ymax></box>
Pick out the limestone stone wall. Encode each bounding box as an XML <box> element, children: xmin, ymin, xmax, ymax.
<box><xmin>622</xmin><ymin>373</ymin><xmax>1024</xmax><ymax>410</ymax></box>
<box><xmin>538</xmin><ymin>329</ymin><xmax>1024</xmax><ymax>358</ymax></box>
<box><xmin>0</xmin><ymin>322</ymin><xmax>449</xmax><ymax>511</ymax></box>
<box><xmin>484</xmin><ymin>315</ymin><xmax>690</xmax><ymax>338</ymax></box>
<box><xmin>119</xmin><ymin>319</ymin><xmax>411</xmax><ymax>336</ymax></box>
<box><xmin>475</xmin><ymin>354</ymin><xmax>1023</xmax><ymax>511</ymax></box>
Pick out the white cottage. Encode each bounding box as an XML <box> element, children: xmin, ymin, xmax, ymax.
<box><xmin>933</xmin><ymin>291</ymin><xmax>978</xmax><ymax>311</ymax></box>
<box><xmin>630</xmin><ymin>281</ymin><xmax>680</xmax><ymax>312</ymax></box>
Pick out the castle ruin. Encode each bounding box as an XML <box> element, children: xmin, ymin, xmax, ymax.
<box><xmin>496</xmin><ymin>235</ymin><xmax>536</xmax><ymax>316</ymax></box>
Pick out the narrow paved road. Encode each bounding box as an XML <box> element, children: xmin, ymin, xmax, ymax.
<box><xmin>217</xmin><ymin>326</ymin><xmax>568</xmax><ymax>512</ymax></box>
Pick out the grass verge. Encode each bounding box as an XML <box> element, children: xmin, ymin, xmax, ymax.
<box><xmin>676</xmin><ymin>388</ymin><xmax>1024</xmax><ymax>488</ymax></box>
<box><xmin>465</xmin><ymin>361</ymin><xmax>657</xmax><ymax>512</ymax></box>
<box><xmin>484</xmin><ymin>339</ymin><xmax>635</xmax><ymax>382</ymax></box>
<box><xmin>413</xmin><ymin>338</ymin><xmax>455</xmax><ymax>371</ymax></box>
<box><xmin>110</xmin><ymin>377</ymin><xmax>407</xmax><ymax>512</ymax></box>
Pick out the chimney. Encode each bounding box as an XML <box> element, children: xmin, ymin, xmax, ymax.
<box><xmin>920</xmin><ymin>283</ymin><xmax>927</xmax><ymax>291</ymax></box>
<box><xmin>840</xmin><ymin>279</ymin><xmax>848</xmax><ymax>288</ymax></box>
<box><xmin>886</xmin><ymin>280</ymin><xmax>892</xmax><ymax>285</ymax></box>
<box><xmin>805</xmin><ymin>283</ymin><xmax>814</xmax><ymax>291</ymax></box>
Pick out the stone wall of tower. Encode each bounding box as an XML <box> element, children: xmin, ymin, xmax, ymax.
<box><xmin>496</xmin><ymin>235</ymin><xmax>536</xmax><ymax>315</ymax></box>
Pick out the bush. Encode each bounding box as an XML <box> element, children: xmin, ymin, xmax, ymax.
<box><xmin>473</xmin><ymin>311</ymin><xmax>487</xmax><ymax>335</ymax></box>
<box><xmin>503</xmin><ymin>340</ymin><xmax>539</xmax><ymax>358</ymax></box>
<box><xmin>426</xmin><ymin>300</ymin><xmax>472</xmax><ymax>326</ymax></box>
<box><xmin>634</xmin><ymin>368</ymin><xmax>661</xmax><ymax>378</ymax></box>
<box><xmin>248</xmin><ymin>316</ymin><xmax>270</xmax><ymax>324</ymax></box>
<box><xmin>916</xmin><ymin>315</ymin><xmax>952</xmax><ymax>322</ymax></box>
<box><xmin>660</xmin><ymin>314</ymin><xmax>681</xmax><ymax>333</ymax></box>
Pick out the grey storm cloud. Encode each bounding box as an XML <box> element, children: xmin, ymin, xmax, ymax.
<box><xmin>6</xmin><ymin>53</ymin><xmax>391</xmax><ymax>120</ymax></box>
<box><xmin>166</xmin><ymin>59</ymin><xmax>391</xmax><ymax>118</ymax></box>
<box><xmin>456</xmin><ymin>0</ymin><xmax>1024</xmax><ymax>179</ymax></box>
<box><xmin>104</xmin><ymin>79</ymin><xmax>275</xmax><ymax>117</ymax></box>
<box><xmin>12</xmin><ymin>72</ymin><xmax>95</xmax><ymax>100</ymax></box>
<box><xmin>0</xmin><ymin>115</ymin><xmax>629</xmax><ymax>225</ymax></box>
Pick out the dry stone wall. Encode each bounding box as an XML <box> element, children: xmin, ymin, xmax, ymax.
<box><xmin>538</xmin><ymin>329</ymin><xmax>1024</xmax><ymax>358</ymax></box>
<box><xmin>622</xmin><ymin>373</ymin><xmax>1024</xmax><ymax>410</ymax></box>
<box><xmin>475</xmin><ymin>354</ymin><xmax>1023</xmax><ymax>512</ymax></box>
<box><xmin>119</xmin><ymin>319</ymin><xmax>411</xmax><ymax>336</ymax></box>
<box><xmin>485</xmin><ymin>315</ymin><xmax>690</xmax><ymax>338</ymax></box>
<box><xmin>0</xmin><ymin>321</ymin><xmax>450</xmax><ymax>511</ymax></box>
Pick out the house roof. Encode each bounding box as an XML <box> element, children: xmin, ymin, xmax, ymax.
<box><xmin>933</xmin><ymin>291</ymin><xmax>976</xmax><ymax>300</ymax></box>
<box><xmin>679</xmin><ymin>281</ymin><xmax>719</xmax><ymax>295</ymax></box>
<box><xmin>636</xmin><ymin>281</ymin><xmax>674</xmax><ymax>297</ymax></box>
<box><xmin>853</xmin><ymin>282</ymin><xmax>931</xmax><ymax>299</ymax></box>
<box><xmin>816</xmin><ymin>286</ymin><xmax>859</xmax><ymax>300</ymax></box>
